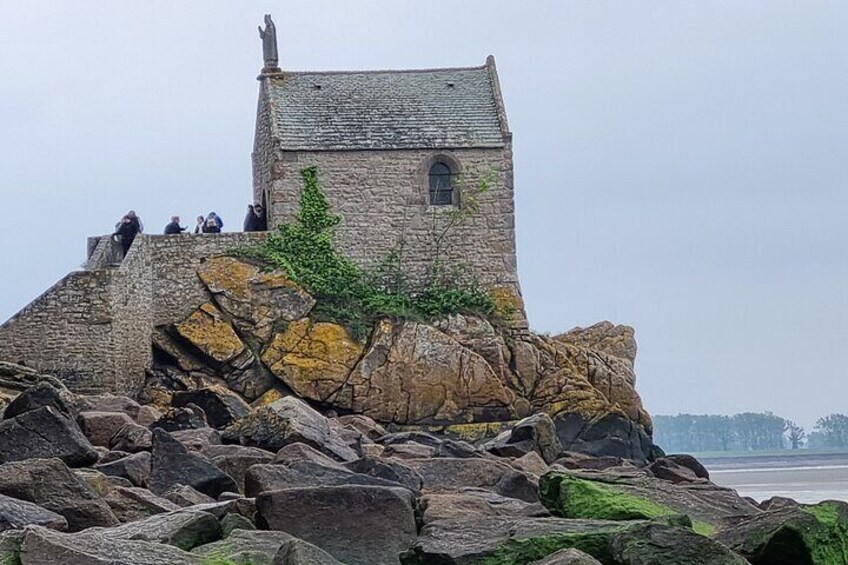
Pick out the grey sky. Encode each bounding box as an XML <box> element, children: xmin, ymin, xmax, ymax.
<box><xmin>1</xmin><ymin>2</ymin><xmax>846</xmax><ymax>429</ymax></box>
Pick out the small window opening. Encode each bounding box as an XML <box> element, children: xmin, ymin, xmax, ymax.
<box><xmin>428</xmin><ymin>163</ymin><xmax>453</xmax><ymax>206</ymax></box>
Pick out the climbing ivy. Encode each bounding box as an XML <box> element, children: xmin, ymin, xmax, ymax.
<box><xmin>238</xmin><ymin>166</ymin><xmax>498</xmax><ymax>338</ymax></box>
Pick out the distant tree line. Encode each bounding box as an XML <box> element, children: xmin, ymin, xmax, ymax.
<box><xmin>653</xmin><ymin>412</ymin><xmax>848</xmax><ymax>453</ymax></box>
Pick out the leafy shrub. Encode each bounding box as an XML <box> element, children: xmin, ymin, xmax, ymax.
<box><xmin>237</xmin><ymin>166</ymin><xmax>498</xmax><ymax>338</ymax></box>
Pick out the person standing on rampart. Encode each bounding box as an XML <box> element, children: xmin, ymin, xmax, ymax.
<box><xmin>113</xmin><ymin>210</ymin><xmax>142</xmax><ymax>256</ymax></box>
<box><xmin>164</xmin><ymin>216</ymin><xmax>185</xmax><ymax>235</ymax></box>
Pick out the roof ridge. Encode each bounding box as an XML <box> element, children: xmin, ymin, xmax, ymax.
<box><xmin>268</xmin><ymin>64</ymin><xmax>487</xmax><ymax>77</ymax></box>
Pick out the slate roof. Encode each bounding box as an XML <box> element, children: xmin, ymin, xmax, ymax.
<box><xmin>264</xmin><ymin>63</ymin><xmax>508</xmax><ymax>151</ymax></box>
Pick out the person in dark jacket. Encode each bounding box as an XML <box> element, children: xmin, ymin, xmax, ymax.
<box><xmin>164</xmin><ymin>216</ymin><xmax>185</xmax><ymax>235</ymax></box>
<box><xmin>202</xmin><ymin>216</ymin><xmax>221</xmax><ymax>233</ymax></box>
<box><xmin>243</xmin><ymin>205</ymin><xmax>257</xmax><ymax>231</ymax></box>
<box><xmin>244</xmin><ymin>203</ymin><xmax>267</xmax><ymax>232</ymax></box>
<box><xmin>113</xmin><ymin>211</ymin><xmax>142</xmax><ymax>256</ymax></box>
<box><xmin>207</xmin><ymin>212</ymin><xmax>223</xmax><ymax>230</ymax></box>
<box><xmin>253</xmin><ymin>204</ymin><xmax>267</xmax><ymax>231</ymax></box>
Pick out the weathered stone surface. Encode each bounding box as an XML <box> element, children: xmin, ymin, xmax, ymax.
<box><xmin>274</xmin><ymin>538</ymin><xmax>344</xmax><ymax>565</ymax></box>
<box><xmin>262</xmin><ymin>318</ymin><xmax>364</xmax><ymax>402</ymax></box>
<box><xmin>611</xmin><ymin>522</ymin><xmax>748</xmax><ymax>565</ymax></box>
<box><xmin>0</xmin><ymin>493</ymin><xmax>67</xmax><ymax>532</ymax></box>
<box><xmin>83</xmin><ymin>508</ymin><xmax>221</xmax><ymax>551</ymax></box>
<box><xmin>3</xmin><ymin>382</ymin><xmax>71</xmax><ymax>421</ymax></box>
<box><xmin>512</xmin><ymin>329</ymin><xmax>652</xmax><ymax>447</ymax></box>
<box><xmin>176</xmin><ymin>303</ymin><xmax>248</xmax><ymax>364</ymax></box>
<box><xmin>73</xmin><ymin>469</ymin><xmax>112</xmax><ymax>497</ymax></box>
<box><xmin>421</xmin><ymin>490</ymin><xmax>548</xmax><ymax>524</ymax></box>
<box><xmin>151</xmin><ymin>405</ymin><xmax>208</xmax><ymax>432</ymax></box>
<box><xmin>511</xmin><ymin>451</ymin><xmax>551</xmax><ymax>477</ymax></box>
<box><xmin>192</xmin><ymin>529</ymin><xmax>295</xmax><ymax>564</ymax></box>
<box><xmin>148</xmin><ymin>428</ymin><xmax>237</xmax><ymax>498</ymax></box>
<box><xmin>484</xmin><ymin>412</ymin><xmax>562</xmax><ymax>463</ymax></box>
<box><xmin>197</xmin><ymin>256</ymin><xmax>315</xmax><ymax>341</ymax></box>
<box><xmin>172</xmin><ymin>386</ymin><xmax>251</xmax><ymax>429</ymax></box>
<box><xmin>0</xmin><ymin>458</ymin><xmax>118</xmax><ymax>531</ymax></box>
<box><xmin>555</xmin><ymin>322</ymin><xmax>638</xmax><ymax>368</ymax></box>
<box><xmin>714</xmin><ymin>502</ymin><xmax>848</xmax><ymax>565</ymax></box>
<box><xmin>257</xmin><ymin>485</ymin><xmax>417</xmax><ymax>565</ymax></box>
<box><xmin>202</xmin><ymin>444</ymin><xmax>274</xmax><ymax>494</ymax></box>
<box><xmin>530</xmin><ymin>548</ymin><xmax>603</xmax><ymax>565</ymax></box>
<box><xmin>135</xmin><ymin>405</ymin><xmax>162</xmax><ymax>427</ymax></box>
<box><xmin>245</xmin><ymin>460</ymin><xmax>410</xmax><ymax>498</ymax></box>
<box><xmin>333</xmin><ymin>414</ymin><xmax>388</xmax><ymax>440</ymax></box>
<box><xmin>403</xmin><ymin>515</ymin><xmax>634</xmax><ymax>564</ymax></box>
<box><xmin>329</xmin><ymin>320</ymin><xmax>516</xmax><ymax>425</ymax></box>
<box><xmin>73</xmin><ymin>394</ymin><xmax>142</xmax><ymax>420</ymax></box>
<box><xmin>77</xmin><ymin>411</ymin><xmax>136</xmax><ymax>448</ymax></box>
<box><xmin>103</xmin><ymin>486</ymin><xmax>180</xmax><ymax>523</ymax></box>
<box><xmin>220</xmin><ymin>513</ymin><xmax>254</xmax><ymax>536</ymax></box>
<box><xmin>663</xmin><ymin>454</ymin><xmax>710</xmax><ymax>480</ymax></box>
<box><xmin>274</xmin><ymin>442</ymin><xmax>346</xmax><ymax>468</ymax></box>
<box><xmin>162</xmin><ymin>485</ymin><xmax>215</xmax><ymax>507</ymax></box>
<box><xmin>17</xmin><ymin>525</ymin><xmax>204</xmax><ymax>564</ymax></box>
<box><xmin>344</xmin><ymin>456</ymin><xmax>424</xmax><ymax>494</ymax></box>
<box><xmin>403</xmin><ymin>457</ymin><xmax>539</xmax><ymax>502</ymax></box>
<box><xmin>539</xmin><ymin>470</ymin><xmax>760</xmax><ymax>531</ymax></box>
<box><xmin>554</xmin><ymin>412</ymin><xmax>654</xmax><ymax>463</ymax></box>
<box><xmin>0</xmin><ymin>407</ymin><xmax>98</xmax><ymax>467</ymax></box>
<box><xmin>222</xmin><ymin>396</ymin><xmax>357</xmax><ymax>462</ymax></box>
<box><xmin>648</xmin><ymin>457</ymin><xmax>704</xmax><ymax>484</ymax></box>
<box><xmin>94</xmin><ymin>452</ymin><xmax>151</xmax><ymax>487</ymax></box>
<box><xmin>170</xmin><ymin>427</ymin><xmax>222</xmax><ymax>452</ymax></box>
<box><xmin>110</xmin><ymin>423</ymin><xmax>152</xmax><ymax>452</ymax></box>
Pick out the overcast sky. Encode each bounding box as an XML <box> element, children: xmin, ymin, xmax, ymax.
<box><xmin>1</xmin><ymin>1</ymin><xmax>846</xmax><ymax>428</ymax></box>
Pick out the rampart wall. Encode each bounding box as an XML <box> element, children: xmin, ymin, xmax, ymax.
<box><xmin>0</xmin><ymin>233</ymin><xmax>267</xmax><ymax>395</ymax></box>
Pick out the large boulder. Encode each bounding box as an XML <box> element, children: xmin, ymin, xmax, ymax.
<box><xmin>197</xmin><ymin>256</ymin><xmax>315</xmax><ymax>342</ymax></box>
<box><xmin>16</xmin><ymin>525</ymin><xmax>204</xmax><ymax>565</ymax></box>
<box><xmin>610</xmin><ymin>522</ymin><xmax>748</xmax><ymax>564</ymax></box>
<box><xmin>81</xmin><ymin>508</ymin><xmax>221</xmax><ymax>551</ymax></box>
<box><xmin>245</xmin><ymin>460</ymin><xmax>411</xmax><ymax>498</ymax></box>
<box><xmin>0</xmin><ymin>406</ymin><xmax>98</xmax><ymax>467</ymax></box>
<box><xmin>0</xmin><ymin>493</ymin><xmax>67</xmax><ymax>532</ymax></box>
<box><xmin>191</xmin><ymin>529</ymin><xmax>295</xmax><ymax>564</ymax></box>
<box><xmin>2</xmin><ymin>382</ymin><xmax>71</xmax><ymax>420</ymax></box>
<box><xmin>257</xmin><ymin>485</ymin><xmax>418</xmax><ymax>565</ymax></box>
<box><xmin>77</xmin><ymin>411</ymin><xmax>136</xmax><ymax>448</ymax></box>
<box><xmin>343</xmin><ymin>457</ymin><xmax>424</xmax><ymax>494</ymax></box>
<box><xmin>148</xmin><ymin>428</ymin><xmax>237</xmax><ymax>498</ymax></box>
<box><xmin>261</xmin><ymin>318</ymin><xmax>365</xmax><ymax>402</ymax></box>
<box><xmin>222</xmin><ymin>396</ymin><xmax>357</xmax><ymax>462</ymax></box>
<box><xmin>171</xmin><ymin>386</ymin><xmax>251</xmax><ymax>429</ymax></box>
<box><xmin>328</xmin><ymin>319</ymin><xmax>517</xmax><ymax>425</ymax></box>
<box><xmin>0</xmin><ymin>458</ymin><xmax>118</xmax><ymax>531</ymax></box>
<box><xmin>110</xmin><ymin>423</ymin><xmax>153</xmax><ymax>452</ymax></box>
<box><xmin>274</xmin><ymin>538</ymin><xmax>344</xmax><ymax>565</ymax></box>
<box><xmin>93</xmin><ymin>452</ymin><xmax>151</xmax><ymax>487</ymax></box>
<box><xmin>421</xmin><ymin>490</ymin><xmax>548</xmax><ymax>524</ymax></box>
<box><xmin>554</xmin><ymin>411</ymin><xmax>655</xmax><ymax>464</ymax></box>
<box><xmin>539</xmin><ymin>470</ymin><xmax>760</xmax><ymax>534</ymax></box>
<box><xmin>403</xmin><ymin>515</ymin><xmax>634</xmax><ymax>564</ymax></box>
<box><xmin>201</xmin><ymin>444</ymin><xmax>274</xmax><ymax>494</ymax></box>
<box><xmin>103</xmin><ymin>486</ymin><xmax>180</xmax><ymax>523</ymax></box>
<box><xmin>484</xmin><ymin>413</ymin><xmax>562</xmax><ymax>463</ymax></box>
<box><xmin>403</xmin><ymin>457</ymin><xmax>539</xmax><ymax>503</ymax></box>
<box><xmin>714</xmin><ymin>501</ymin><xmax>848</xmax><ymax>565</ymax></box>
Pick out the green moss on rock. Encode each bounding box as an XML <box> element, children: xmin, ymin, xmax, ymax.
<box><xmin>540</xmin><ymin>473</ymin><xmax>678</xmax><ymax>521</ymax></box>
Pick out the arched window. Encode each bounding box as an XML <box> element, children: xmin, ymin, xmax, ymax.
<box><xmin>428</xmin><ymin>163</ymin><xmax>453</xmax><ymax>205</ymax></box>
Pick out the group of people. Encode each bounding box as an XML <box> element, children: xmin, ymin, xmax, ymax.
<box><xmin>164</xmin><ymin>212</ymin><xmax>225</xmax><ymax>235</ymax></box>
<box><xmin>112</xmin><ymin>204</ymin><xmax>268</xmax><ymax>256</ymax></box>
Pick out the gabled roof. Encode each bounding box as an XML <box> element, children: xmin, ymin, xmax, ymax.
<box><xmin>262</xmin><ymin>57</ymin><xmax>509</xmax><ymax>151</ymax></box>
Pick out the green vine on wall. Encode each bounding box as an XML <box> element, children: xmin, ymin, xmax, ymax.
<box><xmin>238</xmin><ymin>166</ymin><xmax>498</xmax><ymax>339</ymax></box>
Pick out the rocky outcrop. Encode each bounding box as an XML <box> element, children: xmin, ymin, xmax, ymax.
<box><xmin>145</xmin><ymin>256</ymin><xmax>654</xmax><ymax>463</ymax></box>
